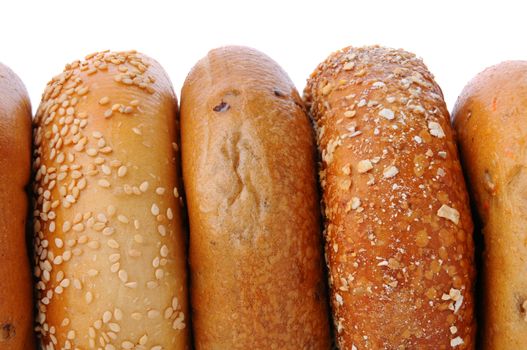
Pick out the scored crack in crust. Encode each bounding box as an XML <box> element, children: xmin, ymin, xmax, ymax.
<box><xmin>32</xmin><ymin>50</ymin><xmax>190</xmax><ymax>350</ymax></box>
<box><xmin>304</xmin><ymin>46</ymin><xmax>475</xmax><ymax>349</ymax></box>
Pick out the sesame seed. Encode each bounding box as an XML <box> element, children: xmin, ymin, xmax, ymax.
<box><xmin>140</xmin><ymin>181</ymin><xmax>149</xmax><ymax>192</ymax></box>
<box><xmin>98</xmin><ymin>179</ymin><xmax>110</xmax><ymax>188</ymax></box>
<box><xmin>125</xmin><ymin>281</ymin><xmax>138</xmax><ymax>288</ymax></box>
<box><xmin>63</xmin><ymin>250</ymin><xmax>72</xmax><ymax>261</ymax></box>
<box><xmin>107</xmin><ymin>239</ymin><xmax>119</xmax><ymax>249</ymax></box>
<box><xmin>102</xmin><ymin>311</ymin><xmax>112</xmax><ymax>323</ymax></box>
<box><xmin>164</xmin><ymin>307</ymin><xmax>174</xmax><ymax>319</ymax></box>
<box><xmin>104</xmin><ymin>109</ymin><xmax>113</xmax><ymax>118</ymax></box>
<box><xmin>109</xmin><ymin>253</ymin><xmax>121</xmax><ymax>263</ymax></box>
<box><xmin>88</xmin><ymin>241</ymin><xmax>100</xmax><ymax>249</ymax></box>
<box><xmin>151</xmin><ymin>203</ymin><xmax>159</xmax><ymax>216</ymax></box>
<box><xmin>114</xmin><ymin>308</ymin><xmax>123</xmax><ymax>321</ymax></box>
<box><xmin>108</xmin><ymin>322</ymin><xmax>120</xmax><ymax>333</ymax></box>
<box><xmin>160</xmin><ymin>245</ymin><xmax>168</xmax><ymax>257</ymax></box>
<box><xmin>147</xmin><ymin>310</ymin><xmax>160</xmax><ymax>319</ymax></box>
<box><xmin>157</xmin><ymin>225</ymin><xmax>166</xmax><ymax>236</ymax></box>
<box><xmin>117</xmin><ymin>166</ymin><xmax>127</xmax><ymax>177</ymax></box>
<box><xmin>156</xmin><ymin>187</ymin><xmax>166</xmax><ymax>195</ymax></box>
<box><xmin>110</xmin><ymin>263</ymin><xmax>120</xmax><ymax>273</ymax></box>
<box><xmin>101</xmin><ymin>165</ymin><xmax>111</xmax><ymax>175</ymax></box>
<box><xmin>117</xmin><ymin>215</ymin><xmax>129</xmax><ymax>224</ymax></box>
<box><xmin>73</xmin><ymin>279</ymin><xmax>82</xmax><ymax>289</ymax></box>
<box><xmin>147</xmin><ymin>281</ymin><xmax>158</xmax><ymax>289</ymax></box>
<box><xmin>103</xmin><ymin>227</ymin><xmax>115</xmax><ymax>236</ymax></box>
<box><xmin>60</xmin><ymin>279</ymin><xmax>70</xmax><ymax>288</ymax></box>
<box><xmin>121</xmin><ymin>340</ymin><xmax>134</xmax><ymax>350</ymax></box>
<box><xmin>107</xmin><ymin>205</ymin><xmax>116</xmax><ymax>216</ymax></box>
<box><xmin>99</xmin><ymin>97</ymin><xmax>110</xmax><ymax>105</ymax></box>
<box><xmin>85</xmin><ymin>291</ymin><xmax>93</xmax><ymax>304</ymax></box>
<box><xmin>118</xmin><ymin>269</ymin><xmax>128</xmax><ymax>283</ymax></box>
<box><xmin>155</xmin><ymin>268</ymin><xmax>164</xmax><ymax>279</ymax></box>
<box><xmin>72</xmin><ymin>223</ymin><xmax>85</xmax><ymax>232</ymax></box>
<box><xmin>132</xmin><ymin>313</ymin><xmax>142</xmax><ymax>321</ymax></box>
<box><xmin>87</xmin><ymin>269</ymin><xmax>99</xmax><ymax>277</ymax></box>
<box><xmin>167</xmin><ymin>208</ymin><xmax>174</xmax><ymax>220</ymax></box>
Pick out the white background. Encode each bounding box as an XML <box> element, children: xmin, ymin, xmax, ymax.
<box><xmin>1</xmin><ymin>0</ymin><xmax>526</xmax><ymax>112</ymax></box>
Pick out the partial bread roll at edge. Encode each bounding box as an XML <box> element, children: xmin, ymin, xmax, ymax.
<box><xmin>453</xmin><ymin>61</ymin><xmax>527</xmax><ymax>349</ymax></box>
<box><xmin>304</xmin><ymin>46</ymin><xmax>475</xmax><ymax>349</ymax></box>
<box><xmin>181</xmin><ymin>46</ymin><xmax>331</xmax><ymax>349</ymax></box>
<box><xmin>0</xmin><ymin>63</ymin><xmax>34</xmax><ymax>349</ymax></box>
<box><xmin>32</xmin><ymin>51</ymin><xmax>189</xmax><ymax>349</ymax></box>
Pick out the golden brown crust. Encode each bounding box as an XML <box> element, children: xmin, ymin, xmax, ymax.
<box><xmin>304</xmin><ymin>46</ymin><xmax>475</xmax><ymax>349</ymax></box>
<box><xmin>453</xmin><ymin>61</ymin><xmax>527</xmax><ymax>349</ymax></box>
<box><xmin>0</xmin><ymin>63</ymin><xmax>34</xmax><ymax>349</ymax></box>
<box><xmin>32</xmin><ymin>51</ymin><xmax>190</xmax><ymax>349</ymax></box>
<box><xmin>181</xmin><ymin>46</ymin><xmax>331</xmax><ymax>349</ymax></box>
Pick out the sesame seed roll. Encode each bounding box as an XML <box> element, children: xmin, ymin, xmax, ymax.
<box><xmin>32</xmin><ymin>51</ymin><xmax>190</xmax><ymax>350</ymax></box>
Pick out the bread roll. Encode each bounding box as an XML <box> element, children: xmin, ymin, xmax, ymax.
<box><xmin>181</xmin><ymin>46</ymin><xmax>331</xmax><ymax>349</ymax></box>
<box><xmin>0</xmin><ymin>63</ymin><xmax>34</xmax><ymax>349</ymax></box>
<box><xmin>32</xmin><ymin>51</ymin><xmax>189</xmax><ymax>349</ymax></box>
<box><xmin>453</xmin><ymin>61</ymin><xmax>527</xmax><ymax>349</ymax></box>
<box><xmin>304</xmin><ymin>46</ymin><xmax>476</xmax><ymax>349</ymax></box>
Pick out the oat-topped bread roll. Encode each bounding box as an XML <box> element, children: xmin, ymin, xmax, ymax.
<box><xmin>181</xmin><ymin>46</ymin><xmax>331</xmax><ymax>349</ymax></box>
<box><xmin>0</xmin><ymin>63</ymin><xmax>35</xmax><ymax>349</ymax></box>
<box><xmin>453</xmin><ymin>61</ymin><xmax>527</xmax><ymax>349</ymax></box>
<box><xmin>304</xmin><ymin>46</ymin><xmax>476</xmax><ymax>349</ymax></box>
<box><xmin>32</xmin><ymin>51</ymin><xmax>190</xmax><ymax>349</ymax></box>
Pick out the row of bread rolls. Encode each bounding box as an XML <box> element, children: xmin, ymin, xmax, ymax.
<box><xmin>0</xmin><ymin>45</ymin><xmax>524</xmax><ymax>349</ymax></box>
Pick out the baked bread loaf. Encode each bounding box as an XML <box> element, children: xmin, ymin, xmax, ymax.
<box><xmin>180</xmin><ymin>46</ymin><xmax>331</xmax><ymax>349</ymax></box>
<box><xmin>453</xmin><ymin>61</ymin><xmax>527</xmax><ymax>349</ymax></box>
<box><xmin>0</xmin><ymin>63</ymin><xmax>35</xmax><ymax>349</ymax></box>
<box><xmin>32</xmin><ymin>51</ymin><xmax>190</xmax><ymax>349</ymax></box>
<box><xmin>304</xmin><ymin>46</ymin><xmax>476</xmax><ymax>349</ymax></box>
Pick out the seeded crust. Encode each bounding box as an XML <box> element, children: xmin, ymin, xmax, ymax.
<box><xmin>180</xmin><ymin>46</ymin><xmax>331</xmax><ymax>349</ymax></box>
<box><xmin>32</xmin><ymin>51</ymin><xmax>190</xmax><ymax>350</ymax></box>
<box><xmin>453</xmin><ymin>61</ymin><xmax>527</xmax><ymax>349</ymax></box>
<box><xmin>304</xmin><ymin>46</ymin><xmax>475</xmax><ymax>349</ymax></box>
<box><xmin>0</xmin><ymin>64</ymin><xmax>34</xmax><ymax>349</ymax></box>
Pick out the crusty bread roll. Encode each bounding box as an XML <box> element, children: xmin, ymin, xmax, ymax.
<box><xmin>32</xmin><ymin>51</ymin><xmax>190</xmax><ymax>349</ymax></box>
<box><xmin>304</xmin><ymin>46</ymin><xmax>476</xmax><ymax>349</ymax></box>
<box><xmin>180</xmin><ymin>46</ymin><xmax>331</xmax><ymax>349</ymax></box>
<box><xmin>453</xmin><ymin>61</ymin><xmax>527</xmax><ymax>349</ymax></box>
<box><xmin>0</xmin><ymin>63</ymin><xmax>34</xmax><ymax>349</ymax></box>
